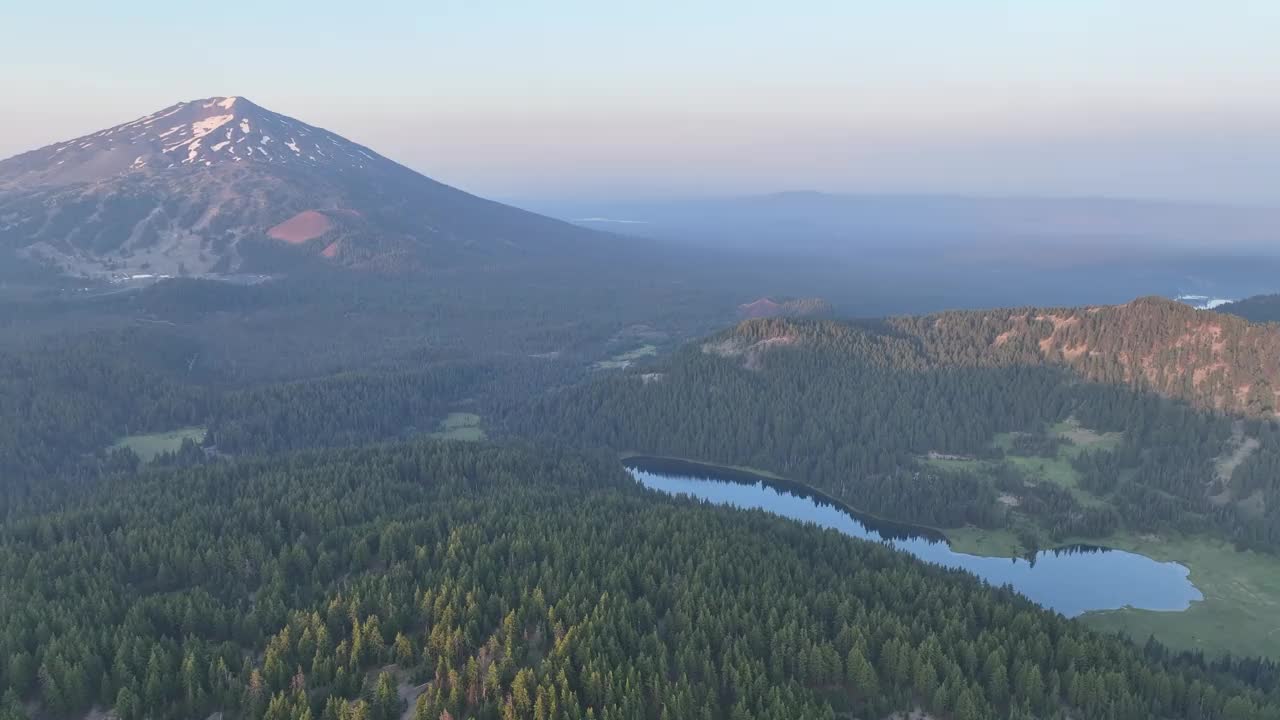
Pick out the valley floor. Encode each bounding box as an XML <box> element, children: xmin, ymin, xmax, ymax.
<box><xmin>1079</xmin><ymin>534</ymin><xmax>1280</xmax><ymax>660</ymax></box>
<box><xmin>941</xmin><ymin>526</ymin><xmax>1280</xmax><ymax>659</ymax></box>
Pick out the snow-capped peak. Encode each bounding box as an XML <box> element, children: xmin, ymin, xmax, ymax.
<box><xmin>0</xmin><ymin>96</ymin><xmax>387</xmax><ymax>186</ymax></box>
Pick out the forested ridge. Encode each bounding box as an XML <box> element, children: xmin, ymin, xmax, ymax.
<box><xmin>891</xmin><ymin>297</ymin><xmax>1280</xmax><ymax>417</ymax></box>
<box><xmin>3</xmin><ymin>440</ymin><xmax>1280</xmax><ymax>720</ymax></box>
<box><xmin>1219</xmin><ymin>295</ymin><xmax>1280</xmax><ymax>325</ymax></box>
<box><xmin>515</xmin><ymin>301</ymin><xmax>1280</xmax><ymax>553</ymax></box>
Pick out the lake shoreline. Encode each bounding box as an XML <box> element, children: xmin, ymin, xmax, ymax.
<box><xmin>620</xmin><ymin>451</ymin><xmax>1280</xmax><ymax>659</ymax></box>
<box><xmin>622</xmin><ymin>453</ymin><xmax>950</xmax><ymax>544</ymax></box>
<box><xmin>622</xmin><ymin>452</ymin><xmax>1137</xmax><ymax>560</ymax></box>
<box><xmin>626</xmin><ymin>453</ymin><xmax>1201</xmax><ymax>618</ymax></box>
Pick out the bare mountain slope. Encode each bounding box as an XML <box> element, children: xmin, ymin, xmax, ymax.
<box><xmin>0</xmin><ymin>96</ymin><xmax>606</xmax><ymax>278</ymax></box>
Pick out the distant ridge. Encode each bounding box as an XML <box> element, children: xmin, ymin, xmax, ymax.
<box><xmin>541</xmin><ymin>191</ymin><xmax>1280</xmax><ymax>254</ymax></box>
<box><xmin>737</xmin><ymin>296</ymin><xmax>831</xmax><ymax>319</ymax></box>
<box><xmin>1217</xmin><ymin>294</ymin><xmax>1280</xmax><ymax>324</ymax></box>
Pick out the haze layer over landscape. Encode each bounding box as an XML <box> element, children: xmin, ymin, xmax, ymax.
<box><xmin>8</xmin><ymin>4</ymin><xmax>1280</xmax><ymax>720</ymax></box>
<box><xmin>6</xmin><ymin>1</ymin><xmax>1280</xmax><ymax>204</ymax></box>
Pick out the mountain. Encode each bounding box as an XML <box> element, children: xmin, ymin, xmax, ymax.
<box><xmin>0</xmin><ymin>96</ymin><xmax>607</xmax><ymax>278</ymax></box>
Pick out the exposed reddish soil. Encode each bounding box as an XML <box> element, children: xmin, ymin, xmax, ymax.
<box><xmin>267</xmin><ymin>210</ymin><xmax>332</xmax><ymax>244</ymax></box>
<box><xmin>321</xmin><ymin>241</ymin><xmax>341</xmax><ymax>258</ymax></box>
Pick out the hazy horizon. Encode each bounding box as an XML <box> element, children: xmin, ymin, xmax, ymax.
<box><xmin>5</xmin><ymin>1</ymin><xmax>1280</xmax><ymax>205</ymax></box>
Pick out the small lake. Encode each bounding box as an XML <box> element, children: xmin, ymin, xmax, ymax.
<box><xmin>626</xmin><ymin>457</ymin><xmax>1203</xmax><ymax>618</ymax></box>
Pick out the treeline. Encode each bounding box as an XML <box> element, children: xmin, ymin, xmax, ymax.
<box><xmin>512</xmin><ymin>315</ymin><xmax>1280</xmax><ymax>553</ymax></box>
<box><xmin>3</xmin><ymin>440</ymin><xmax>1279</xmax><ymax>720</ymax></box>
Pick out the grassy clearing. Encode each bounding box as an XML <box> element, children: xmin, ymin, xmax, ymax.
<box><xmin>1051</xmin><ymin>418</ymin><xmax>1123</xmax><ymax>453</ymax></box>
<box><xmin>942</xmin><ymin>524</ymin><xmax>1280</xmax><ymax>659</ymax></box>
<box><xmin>1006</xmin><ymin>453</ymin><xmax>1108</xmax><ymax>508</ymax></box>
<box><xmin>1077</xmin><ymin>534</ymin><xmax>1280</xmax><ymax>660</ymax></box>
<box><xmin>921</xmin><ymin>456</ymin><xmax>985</xmax><ymax>473</ymax></box>
<box><xmin>110</xmin><ymin>426</ymin><xmax>206</xmax><ymax>462</ymax></box>
<box><xmin>593</xmin><ymin>344</ymin><xmax>657</xmax><ymax>370</ymax></box>
<box><xmin>925</xmin><ymin>433</ymin><xmax>1110</xmax><ymax>509</ymax></box>
<box><xmin>429</xmin><ymin>413</ymin><xmax>486</xmax><ymax>442</ymax></box>
<box><xmin>944</xmin><ymin>526</ymin><xmax>1028</xmax><ymax>558</ymax></box>
<box><xmin>926</xmin><ymin>420</ymin><xmax>1280</xmax><ymax>658</ymax></box>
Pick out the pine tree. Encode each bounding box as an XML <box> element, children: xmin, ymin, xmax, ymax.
<box><xmin>845</xmin><ymin>647</ymin><xmax>878</xmax><ymax>698</ymax></box>
<box><xmin>373</xmin><ymin>672</ymin><xmax>399</xmax><ymax>720</ymax></box>
<box><xmin>114</xmin><ymin>686</ymin><xmax>140</xmax><ymax>720</ymax></box>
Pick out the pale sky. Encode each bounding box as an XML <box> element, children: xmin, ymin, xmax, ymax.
<box><xmin>3</xmin><ymin>1</ymin><xmax>1279</xmax><ymax>204</ymax></box>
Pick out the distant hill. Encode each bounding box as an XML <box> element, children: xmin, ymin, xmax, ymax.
<box><xmin>545</xmin><ymin>191</ymin><xmax>1280</xmax><ymax>254</ymax></box>
<box><xmin>532</xmin><ymin>192</ymin><xmax>1280</xmax><ymax>312</ymax></box>
<box><xmin>737</xmin><ymin>296</ymin><xmax>831</xmax><ymax>319</ymax></box>
<box><xmin>0</xmin><ymin>96</ymin><xmax>609</xmax><ymax>278</ymax></box>
<box><xmin>1218</xmin><ymin>294</ymin><xmax>1280</xmax><ymax>324</ymax></box>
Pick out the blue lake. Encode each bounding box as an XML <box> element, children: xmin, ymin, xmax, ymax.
<box><xmin>626</xmin><ymin>457</ymin><xmax>1203</xmax><ymax>618</ymax></box>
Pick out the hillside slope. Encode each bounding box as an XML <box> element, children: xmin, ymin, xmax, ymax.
<box><xmin>716</xmin><ymin>296</ymin><xmax>1280</xmax><ymax>417</ymax></box>
<box><xmin>520</xmin><ymin>296</ymin><xmax>1280</xmax><ymax>554</ymax></box>
<box><xmin>894</xmin><ymin>296</ymin><xmax>1280</xmax><ymax>417</ymax></box>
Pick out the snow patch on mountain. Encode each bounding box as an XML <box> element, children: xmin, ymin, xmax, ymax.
<box><xmin>191</xmin><ymin>114</ymin><xmax>235</xmax><ymax>139</ymax></box>
<box><xmin>0</xmin><ymin>96</ymin><xmax>392</xmax><ymax>185</ymax></box>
